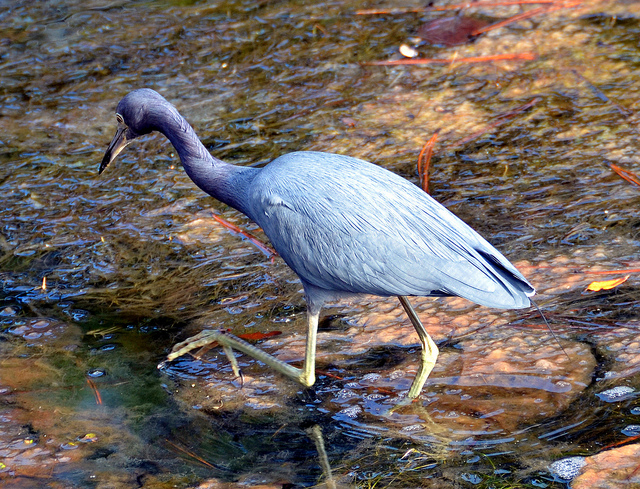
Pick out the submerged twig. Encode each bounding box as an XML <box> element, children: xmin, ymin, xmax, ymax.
<box><xmin>572</xmin><ymin>69</ymin><xmax>633</xmax><ymax>117</ymax></box>
<box><xmin>356</xmin><ymin>1</ymin><xmax>559</xmax><ymax>15</ymax></box>
<box><xmin>608</xmin><ymin>162</ymin><xmax>640</xmax><ymax>188</ymax></box>
<box><xmin>164</xmin><ymin>439</ymin><xmax>217</xmax><ymax>469</ymax></box>
<box><xmin>471</xmin><ymin>5</ymin><xmax>549</xmax><ymax>36</ymax></box>
<box><xmin>86</xmin><ymin>378</ymin><xmax>103</xmax><ymax>405</ymax></box>
<box><xmin>582</xmin><ymin>268</ymin><xmax>640</xmax><ymax>275</ymax></box>
<box><xmin>531</xmin><ymin>299</ymin><xmax>571</xmax><ymax>361</ymax></box>
<box><xmin>362</xmin><ymin>53</ymin><xmax>535</xmax><ymax>66</ymax></box>
<box><xmin>417</xmin><ymin>131</ymin><xmax>440</xmax><ymax>194</ymax></box>
<box><xmin>211</xmin><ymin>213</ymin><xmax>277</xmax><ymax>258</ymax></box>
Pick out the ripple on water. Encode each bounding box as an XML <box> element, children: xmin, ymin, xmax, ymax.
<box><xmin>597</xmin><ymin>386</ymin><xmax>636</xmax><ymax>403</ymax></box>
<box><xmin>5</xmin><ymin>317</ymin><xmax>79</xmax><ymax>348</ymax></box>
<box><xmin>621</xmin><ymin>424</ymin><xmax>640</xmax><ymax>436</ymax></box>
<box><xmin>596</xmin><ymin>327</ymin><xmax>640</xmax><ymax>380</ymax></box>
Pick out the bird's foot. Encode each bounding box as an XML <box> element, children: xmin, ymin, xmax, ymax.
<box><xmin>166</xmin><ymin>329</ymin><xmax>225</xmax><ymax>361</ymax></box>
<box><xmin>220</xmin><ymin>343</ymin><xmax>244</xmax><ymax>385</ymax></box>
<box><xmin>165</xmin><ymin>329</ymin><xmax>246</xmax><ymax>384</ymax></box>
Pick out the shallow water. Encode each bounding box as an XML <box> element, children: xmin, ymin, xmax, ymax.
<box><xmin>2</xmin><ymin>0</ymin><xmax>640</xmax><ymax>487</ymax></box>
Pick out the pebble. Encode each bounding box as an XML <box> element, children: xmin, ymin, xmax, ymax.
<box><xmin>549</xmin><ymin>456</ymin><xmax>587</xmax><ymax>481</ymax></box>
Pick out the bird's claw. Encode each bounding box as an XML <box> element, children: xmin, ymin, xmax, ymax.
<box><xmin>166</xmin><ymin>329</ymin><xmax>246</xmax><ymax>385</ymax></box>
<box><xmin>166</xmin><ymin>329</ymin><xmax>224</xmax><ymax>361</ymax></box>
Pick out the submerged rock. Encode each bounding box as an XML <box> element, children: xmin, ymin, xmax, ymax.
<box><xmin>549</xmin><ymin>456</ymin><xmax>587</xmax><ymax>481</ymax></box>
<box><xmin>572</xmin><ymin>444</ymin><xmax>640</xmax><ymax>489</ymax></box>
<box><xmin>167</xmin><ymin>292</ymin><xmax>596</xmax><ymax>440</ymax></box>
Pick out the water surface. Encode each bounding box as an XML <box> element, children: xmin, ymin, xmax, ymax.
<box><xmin>2</xmin><ymin>0</ymin><xmax>640</xmax><ymax>487</ymax></box>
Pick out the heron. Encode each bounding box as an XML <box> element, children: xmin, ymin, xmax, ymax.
<box><xmin>100</xmin><ymin>89</ymin><xmax>534</xmax><ymax>398</ymax></box>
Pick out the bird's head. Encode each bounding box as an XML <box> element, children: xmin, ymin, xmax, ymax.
<box><xmin>99</xmin><ymin>89</ymin><xmax>167</xmax><ymax>174</ymax></box>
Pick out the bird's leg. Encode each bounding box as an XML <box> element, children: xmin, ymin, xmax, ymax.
<box><xmin>167</xmin><ymin>329</ymin><xmax>301</xmax><ymax>379</ymax></box>
<box><xmin>220</xmin><ymin>344</ymin><xmax>243</xmax><ymax>382</ymax></box>
<box><xmin>306</xmin><ymin>424</ymin><xmax>336</xmax><ymax>489</ymax></box>
<box><xmin>398</xmin><ymin>296</ymin><xmax>439</xmax><ymax>398</ymax></box>
<box><xmin>166</xmin><ymin>307</ymin><xmax>320</xmax><ymax>388</ymax></box>
<box><xmin>299</xmin><ymin>307</ymin><xmax>319</xmax><ymax>387</ymax></box>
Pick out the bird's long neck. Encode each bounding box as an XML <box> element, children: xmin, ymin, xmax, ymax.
<box><xmin>149</xmin><ymin>102</ymin><xmax>259</xmax><ymax>219</ymax></box>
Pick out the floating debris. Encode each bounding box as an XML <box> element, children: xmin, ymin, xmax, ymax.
<box><xmin>460</xmin><ymin>472</ymin><xmax>483</xmax><ymax>484</ymax></box>
<box><xmin>0</xmin><ymin>306</ymin><xmax>19</xmax><ymax>317</ymax></box>
<box><xmin>586</xmin><ymin>275</ymin><xmax>629</xmax><ymax>292</ymax></box>
<box><xmin>87</xmin><ymin>369</ymin><xmax>106</xmax><ymax>378</ymax></box>
<box><xmin>399</xmin><ymin>43</ymin><xmax>419</xmax><ymax>58</ymax></box>
<box><xmin>360</xmin><ymin>373</ymin><xmax>382</xmax><ymax>383</ymax></box>
<box><xmin>334</xmin><ymin>389</ymin><xmax>360</xmax><ymax>401</ymax></box>
<box><xmin>7</xmin><ymin>318</ymin><xmax>69</xmax><ymax>344</ymax></box>
<box><xmin>60</xmin><ymin>442</ymin><xmax>80</xmax><ymax>451</ymax></box>
<box><xmin>77</xmin><ymin>433</ymin><xmax>98</xmax><ymax>443</ymax></box>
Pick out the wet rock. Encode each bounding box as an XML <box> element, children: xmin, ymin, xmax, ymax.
<box><xmin>0</xmin><ymin>405</ymin><xmax>86</xmax><ymax>484</ymax></box>
<box><xmin>318</xmin><ymin>328</ymin><xmax>595</xmax><ymax>436</ymax></box>
<box><xmin>168</xmin><ymin>290</ymin><xmax>596</xmax><ymax>439</ymax></box>
<box><xmin>571</xmin><ymin>444</ymin><xmax>640</xmax><ymax>489</ymax></box>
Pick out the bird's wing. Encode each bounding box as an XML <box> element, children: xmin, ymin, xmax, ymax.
<box><xmin>248</xmin><ymin>152</ymin><xmax>532</xmax><ymax>309</ymax></box>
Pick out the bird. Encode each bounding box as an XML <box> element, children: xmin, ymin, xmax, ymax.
<box><xmin>100</xmin><ymin>88</ymin><xmax>534</xmax><ymax>398</ymax></box>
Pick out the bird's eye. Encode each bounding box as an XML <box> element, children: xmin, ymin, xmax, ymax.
<box><xmin>116</xmin><ymin>113</ymin><xmax>124</xmax><ymax>124</ymax></box>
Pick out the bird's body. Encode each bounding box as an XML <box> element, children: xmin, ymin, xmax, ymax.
<box><xmin>101</xmin><ymin>89</ymin><xmax>534</xmax><ymax>397</ymax></box>
<box><xmin>245</xmin><ymin>151</ymin><xmax>531</xmax><ymax>309</ymax></box>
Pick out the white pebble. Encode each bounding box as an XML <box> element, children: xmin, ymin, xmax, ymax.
<box><xmin>549</xmin><ymin>456</ymin><xmax>586</xmax><ymax>480</ymax></box>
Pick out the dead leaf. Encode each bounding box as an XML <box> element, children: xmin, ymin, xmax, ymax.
<box><xmin>238</xmin><ymin>331</ymin><xmax>282</xmax><ymax>341</ymax></box>
<box><xmin>586</xmin><ymin>275</ymin><xmax>630</xmax><ymax>292</ymax></box>
<box><xmin>418</xmin><ymin>16</ymin><xmax>491</xmax><ymax>46</ymax></box>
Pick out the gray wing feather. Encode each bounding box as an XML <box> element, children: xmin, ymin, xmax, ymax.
<box><xmin>247</xmin><ymin>152</ymin><xmax>533</xmax><ymax>309</ymax></box>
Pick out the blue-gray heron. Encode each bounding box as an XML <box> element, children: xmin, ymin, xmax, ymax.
<box><xmin>100</xmin><ymin>89</ymin><xmax>534</xmax><ymax>397</ymax></box>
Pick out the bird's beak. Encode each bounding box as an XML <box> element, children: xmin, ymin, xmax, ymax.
<box><xmin>99</xmin><ymin>124</ymin><xmax>130</xmax><ymax>175</ymax></box>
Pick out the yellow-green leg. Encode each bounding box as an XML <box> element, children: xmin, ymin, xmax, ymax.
<box><xmin>306</xmin><ymin>424</ymin><xmax>336</xmax><ymax>489</ymax></box>
<box><xmin>398</xmin><ymin>296</ymin><xmax>439</xmax><ymax>398</ymax></box>
<box><xmin>165</xmin><ymin>296</ymin><xmax>436</xmax><ymax>398</ymax></box>
<box><xmin>166</xmin><ymin>307</ymin><xmax>320</xmax><ymax>387</ymax></box>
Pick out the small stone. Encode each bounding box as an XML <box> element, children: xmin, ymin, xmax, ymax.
<box><xmin>549</xmin><ymin>456</ymin><xmax>586</xmax><ymax>481</ymax></box>
<box><xmin>399</xmin><ymin>44</ymin><xmax>419</xmax><ymax>58</ymax></box>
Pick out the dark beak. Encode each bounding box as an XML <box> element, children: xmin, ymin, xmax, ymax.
<box><xmin>99</xmin><ymin>124</ymin><xmax>130</xmax><ymax>175</ymax></box>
